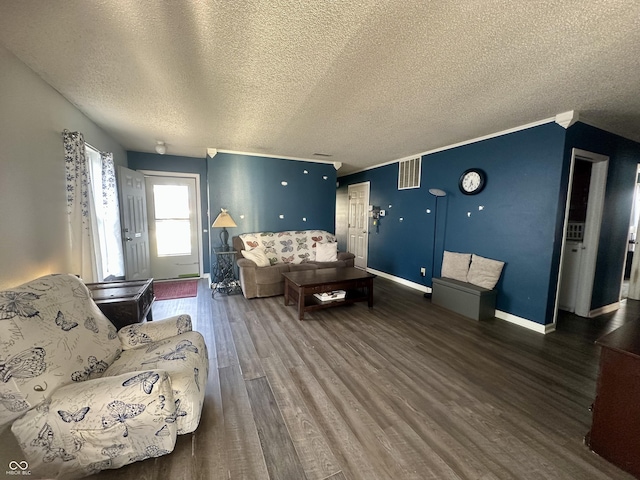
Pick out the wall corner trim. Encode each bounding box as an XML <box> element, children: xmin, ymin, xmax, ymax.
<box><xmin>555</xmin><ymin>110</ymin><xmax>580</xmax><ymax>129</ymax></box>
<box><xmin>207</xmin><ymin>148</ymin><xmax>218</xmax><ymax>158</ymax></box>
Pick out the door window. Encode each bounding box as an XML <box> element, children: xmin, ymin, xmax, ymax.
<box><xmin>152</xmin><ymin>185</ymin><xmax>191</xmax><ymax>256</ymax></box>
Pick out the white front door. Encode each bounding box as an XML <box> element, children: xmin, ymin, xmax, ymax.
<box><xmin>144</xmin><ymin>175</ymin><xmax>201</xmax><ymax>280</ymax></box>
<box><xmin>348</xmin><ymin>182</ymin><xmax>370</xmax><ymax>269</ymax></box>
<box><xmin>117</xmin><ymin>167</ymin><xmax>151</xmax><ymax>280</ymax></box>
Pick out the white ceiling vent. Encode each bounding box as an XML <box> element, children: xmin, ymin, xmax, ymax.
<box><xmin>398</xmin><ymin>156</ymin><xmax>421</xmax><ymax>190</ymax></box>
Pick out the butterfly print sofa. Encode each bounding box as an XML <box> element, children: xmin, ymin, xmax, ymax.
<box><xmin>0</xmin><ymin>274</ymin><xmax>208</xmax><ymax>479</ymax></box>
<box><xmin>232</xmin><ymin>230</ymin><xmax>355</xmax><ymax>299</ymax></box>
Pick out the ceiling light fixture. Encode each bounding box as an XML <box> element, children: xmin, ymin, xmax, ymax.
<box><xmin>155</xmin><ymin>141</ymin><xmax>166</xmax><ymax>155</ymax></box>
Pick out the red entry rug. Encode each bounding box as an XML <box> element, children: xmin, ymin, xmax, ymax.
<box><xmin>154</xmin><ymin>279</ymin><xmax>198</xmax><ymax>300</ymax></box>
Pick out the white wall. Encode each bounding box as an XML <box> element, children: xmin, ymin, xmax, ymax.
<box><xmin>0</xmin><ymin>44</ymin><xmax>127</xmax><ymax>289</ymax></box>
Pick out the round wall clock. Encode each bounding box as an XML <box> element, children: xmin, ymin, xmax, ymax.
<box><xmin>459</xmin><ymin>168</ymin><xmax>486</xmax><ymax>195</ymax></box>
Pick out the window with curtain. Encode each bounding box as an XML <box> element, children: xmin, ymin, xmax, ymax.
<box><xmin>86</xmin><ymin>144</ymin><xmax>125</xmax><ymax>280</ymax></box>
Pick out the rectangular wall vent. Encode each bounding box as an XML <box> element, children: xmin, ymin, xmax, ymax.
<box><xmin>398</xmin><ymin>156</ymin><xmax>421</xmax><ymax>190</ymax></box>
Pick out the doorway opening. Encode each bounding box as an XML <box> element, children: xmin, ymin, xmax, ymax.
<box><xmin>623</xmin><ymin>164</ymin><xmax>640</xmax><ymax>300</ymax></box>
<box><xmin>555</xmin><ymin>149</ymin><xmax>609</xmax><ymax>323</ymax></box>
<box><xmin>558</xmin><ymin>159</ymin><xmax>592</xmax><ymax>312</ymax></box>
<box><xmin>347</xmin><ymin>182</ymin><xmax>370</xmax><ymax>269</ymax></box>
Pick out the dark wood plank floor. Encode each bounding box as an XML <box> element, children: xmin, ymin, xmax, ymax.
<box><xmin>6</xmin><ymin>277</ymin><xmax>636</xmax><ymax>479</ymax></box>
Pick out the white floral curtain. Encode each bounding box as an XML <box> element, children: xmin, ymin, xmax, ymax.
<box><xmin>63</xmin><ymin>130</ymin><xmax>102</xmax><ymax>282</ymax></box>
<box><xmin>100</xmin><ymin>151</ymin><xmax>125</xmax><ymax>278</ymax></box>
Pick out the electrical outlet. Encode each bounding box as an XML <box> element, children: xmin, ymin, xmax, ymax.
<box><xmin>420</xmin><ymin>267</ymin><xmax>426</xmax><ymax>276</ymax></box>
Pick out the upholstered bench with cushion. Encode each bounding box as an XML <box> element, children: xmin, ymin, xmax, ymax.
<box><xmin>232</xmin><ymin>230</ymin><xmax>355</xmax><ymax>298</ymax></box>
<box><xmin>432</xmin><ymin>251</ymin><xmax>505</xmax><ymax>321</ymax></box>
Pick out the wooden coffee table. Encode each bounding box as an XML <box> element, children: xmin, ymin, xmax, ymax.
<box><xmin>282</xmin><ymin>268</ymin><xmax>376</xmax><ymax>320</ymax></box>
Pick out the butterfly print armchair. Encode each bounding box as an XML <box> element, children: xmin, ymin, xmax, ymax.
<box><xmin>0</xmin><ymin>274</ymin><xmax>208</xmax><ymax>479</ymax></box>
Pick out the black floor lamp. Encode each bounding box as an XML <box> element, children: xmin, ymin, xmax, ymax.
<box><xmin>424</xmin><ymin>188</ymin><xmax>447</xmax><ymax>299</ymax></box>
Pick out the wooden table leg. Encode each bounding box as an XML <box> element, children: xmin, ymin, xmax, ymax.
<box><xmin>367</xmin><ymin>278</ymin><xmax>374</xmax><ymax>308</ymax></box>
<box><xmin>284</xmin><ymin>278</ymin><xmax>290</xmax><ymax>306</ymax></box>
<box><xmin>298</xmin><ymin>286</ymin><xmax>305</xmax><ymax>320</ymax></box>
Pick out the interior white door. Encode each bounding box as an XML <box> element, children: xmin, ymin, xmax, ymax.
<box><xmin>145</xmin><ymin>175</ymin><xmax>200</xmax><ymax>280</ymax></box>
<box><xmin>117</xmin><ymin>166</ymin><xmax>151</xmax><ymax>280</ymax></box>
<box><xmin>573</xmin><ymin>151</ymin><xmax>608</xmax><ymax>317</ymax></box>
<box><xmin>555</xmin><ymin>149</ymin><xmax>609</xmax><ymax>323</ymax></box>
<box><xmin>348</xmin><ymin>182</ymin><xmax>370</xmax><ymax>269</ymax></box>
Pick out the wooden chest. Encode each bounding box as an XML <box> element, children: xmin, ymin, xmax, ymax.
<box><xmin>587</xmin><ymin>320</ymin><xmax>640</xmax><ymax>478</ymax></box>
<box><xmin>86</xmin><ymin>278</ymin><xmax>154</xmax><ymax>330</ymax></box>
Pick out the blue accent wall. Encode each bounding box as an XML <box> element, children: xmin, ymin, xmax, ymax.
<box><xmin>127</xmin><ymin>151</ymin><xmax>337</xmax><ymax>275</ymax></box>
<box><xmin>127</xmin><ymin>151</ymin><xmax>210</xmax><ymax>273</ymax></box>
<box><xmin>565</xmin><ymin>123</ymin><xmax>640</xmax><ymax>310</ymax></box>
<box><xmin>339</xmin><ymin>123</ymin><xmax>568</xmax><ymax>325</ymax></box>
<box><xmin>208</xmin><ymin>152</ymin><xmax>337</xmax><ymax>246</ymax></box>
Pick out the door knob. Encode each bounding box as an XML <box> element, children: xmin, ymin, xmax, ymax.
<box><xmin>125</xmin><ymin>237</ymin><xmax>133</xmax><ymax>242</ymax></box>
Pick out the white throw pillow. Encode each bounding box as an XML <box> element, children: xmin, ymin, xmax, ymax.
<box><xmin>467</xmin><ymin>254</ymin><xmax>505</xmax><ymax>289</ymax></box>
<box><xmin>441</xmin><ymin>251</ymin><xmax>471</xmax><ymax>282</ymax></box>
<box><xmin>241</xmin><ymin>248</ymin><xmax>271</xmax><ymax>267</ymax></box>
<box><xmin>315</xmin><ymin>242</ymin><xmax>338</xmax><ymax>262</ymax></box>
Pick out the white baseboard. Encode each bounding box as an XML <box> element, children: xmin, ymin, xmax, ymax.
<box><xmin>494</xmin><ymin>310</ymin><xmax>554</xmax><ymax>334</ymax></box>
<box><xmin>589</xmin><ymin>302</ymin><xmax>619</xmax><ymax>317</ymax></box>
<box><xmin>366</xmin><ymin>268</ymin><xmax>553</xmax><ymax>334</ymax></box>
<box><xmin>365</xmin><ymin>267</ymin><xmax>429</xmax><ymax>293</ymax></box>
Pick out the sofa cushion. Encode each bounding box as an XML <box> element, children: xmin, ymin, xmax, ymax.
<box><xmin>310</xmin><ymin>260</ymin><xmax>347</xmax><ymax>268</ymax></box>
<box><xmin>238</xmin><ymin>232</ymin><xmax>279</xmax><ymax>265</ymax></box>
<box><xmin>289</xmin><ymin>263</ymin><xmax>319</xmax><ymax>272</ymax></box>
<box><xmin>316</xmin><ymin>242</ymin><xmax>338</xmax><ymax>262</ymax></box>
<box><xmin>441</xmin><ymin>251</ymin><xmax>471</xmax><ymax>282</ymax></box>
<box><xmin>467</xmin><ymin>254</ymin><xmax>505</xmax><ymax>289</ymax></box>
<box><xmin>241</xmin><ymin>248</ymin><xmax>271</xmax><ymax>267</ymax></box>
<box><xmin>254</xmin><ymin>264</ymin><xmax>290</xmax><ymax>285</ymax></box>
<box><xmin>239</xmin><ymin>230</ymin><xmax>336</xmax><ymax>265</ymax></box>
<box><xmin>104</xmin><ymin>330</ymin><xmax>208</xmax><ymax>435</ymax></box>
<box><xmin>11</xmin><ymin>369</ymin><xmax>178</xmax><ymax>479</ymax></box>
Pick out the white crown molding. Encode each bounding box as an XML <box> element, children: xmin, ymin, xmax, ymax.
<box><xmin>346</xmin><ymin>115</ymin><xmax>557</xmax><ymax>176</ymax></box>
<box><xmin>215</xmin><ymin>149</ymin><xmax>336</xmax><ymax>166</ymax></box>
<box><xmin>206</xmin><ymin>148</ymin><xmax>217</xmax><ymax>158</ymax></box>
<box><xmin>555</xmin><ymin>110</ymin><xmax>580</xmax><ymax>129</ymax></box>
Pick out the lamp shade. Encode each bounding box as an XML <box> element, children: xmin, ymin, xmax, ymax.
<box><xmin>212</xmin><ymin>209</ymin><xmax>237</xmax><ymax>228</ymax></box>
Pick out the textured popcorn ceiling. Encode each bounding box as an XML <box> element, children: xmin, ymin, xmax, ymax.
<box><xmin>1</xmin><ymin>1</ymin><xmax>639</xmax><ymax>174</ymax></box>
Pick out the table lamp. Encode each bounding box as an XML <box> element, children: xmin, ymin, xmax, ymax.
<box><xmin>212</xmin><ymin>208</ymin><xmax>237</xmax><ymax>251</ymax></box>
